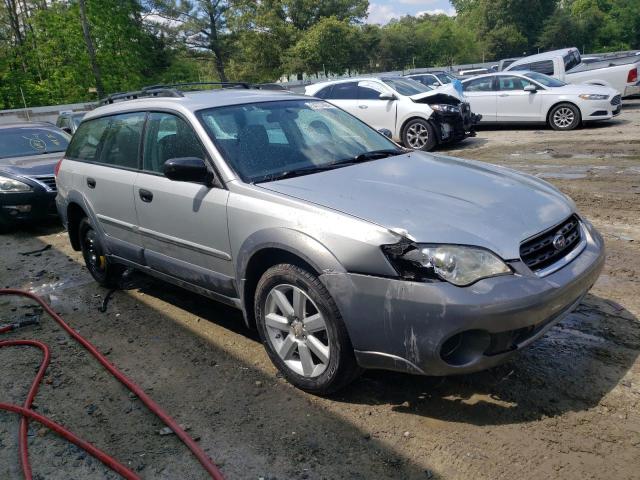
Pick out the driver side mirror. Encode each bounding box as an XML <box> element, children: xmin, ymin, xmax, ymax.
<box><xmin>524</xmin><ymin>84</ymin><xmax>537</xmax><ymax>93</ymax></box>
<box><xmin>164</xmin><ymin>157</ymin><xmax>212</xmax><ymax>184</ymax></box>
<box><xmin>379</xmin><ymin>92</ymin><xmax>396</xmax><ymax>101</ymax></box>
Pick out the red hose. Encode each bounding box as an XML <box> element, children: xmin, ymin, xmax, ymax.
<box><xmin>0</xmin><ymin>288</ymin><xmax>225</xmax><ymax>480</ymax></box>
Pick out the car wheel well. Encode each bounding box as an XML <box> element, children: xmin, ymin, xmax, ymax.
<box><xmin>400</xmin><ymin>116</ymin><xmax>434</xmax><ymax>138</ymax></box>
<box><xmin>67</xmin><ymin>203</ymin><xmax>87</xmax><ymax>251</ymax></box>
<box><xmin>547</xmin><ymin>101</ymin><xmax>581</xmax><ymax>124</ymax></box>
<box><xmin>242</xmin><ymin>248</ymin><xmax>319</xmax><ymax>329</ymax></box>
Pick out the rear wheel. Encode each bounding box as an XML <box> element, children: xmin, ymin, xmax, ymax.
<box><xmin>402</xmin><ymin>118</ymin><xmax>437</xmax><ymax>151</ymax></box>
<box><xmin>79</xmin><ymin>217</ymin><xmax>123</xmax><ymax>288</ymax></box>
<box><xmin>255</xmin><ymin>264</ymin><xmax>361</xmax><ymax>394</ymax></box>
<box><xmin>549</xmin><ymin>103</ymin><xmax>581</xmax><ymax>131</ymax></box>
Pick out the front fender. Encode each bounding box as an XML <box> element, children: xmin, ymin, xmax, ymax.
<box><xmin>235</xmin><ymin>227</ymin><xmax>347</xmax><ymax>282</ymax></box>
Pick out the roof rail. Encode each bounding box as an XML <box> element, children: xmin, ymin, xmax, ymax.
<box><xmin>152</xmin><ymin>81</ymin><xmax>251</xmax><ymax>91</ymax></box>
<box><xmin>98</xmin><ymin>87</ymin><xmax>182</xmax><ymax>106</ymax></box>
<box><xmin>97</xmin><ymin>81</ymin><xmax>285</xmax><ymax>106</ymax></box>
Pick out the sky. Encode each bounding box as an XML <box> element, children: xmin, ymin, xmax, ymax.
<box><xmin>367</xmin><ymin>0</ymin><xmax>456</xmax><ymax>25</ymax></box>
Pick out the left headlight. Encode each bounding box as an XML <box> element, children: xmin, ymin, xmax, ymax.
<box><xmin>0</xmin><ymin>175</ymin><xmax>32</xmax><ymax>193</ymax></box>
<box><xmin>430</xmin><ymin>103</ymin><xmax>460</xmax><ymax>114</ymax></box>
<box><xmin>382</xmin><ymin>243</ymin><xmax>512</xmax><ymax>286</ymax></box>
<box><xmin>578</xmin><ymin>94</ymin><xmax>609</xmax><ymax>100</ymax></box>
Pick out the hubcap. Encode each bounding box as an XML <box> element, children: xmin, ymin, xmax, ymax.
<box><xmin>264</xmin><ymin>284</ymin><xmax>330</xmax><ymax>378</ymax></box>
<box><xmin>553</xmin><ymin>107</ymin><xmax>575</xmax><ymax>128</ymax></box>
<box><xmin>405</xmin><ymin>123</ymin><xmax>430</xmax><ymax>149</ymax></box>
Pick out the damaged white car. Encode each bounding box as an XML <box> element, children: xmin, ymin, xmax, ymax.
<box><xmin>305</xmin><ymin>76</ymin><xmax>481</xmax><ymax>151</ymax></box>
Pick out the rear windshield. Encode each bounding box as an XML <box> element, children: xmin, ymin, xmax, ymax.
<box><xmin>0</xmin><ymin>126</ymin><xmax>70</xmax><ymax>160</ymax></box>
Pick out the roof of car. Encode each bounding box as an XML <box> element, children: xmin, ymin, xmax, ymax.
<box><xmin>508</xmin><ymin>48</ymin><xmax>577</xmax><ymax>67</ymax></box>
<box><xmin>460</xmin><ymin>71</ymin><xmax>531</xmax><ymax>82</ymax></box>
<box><xmin>0</xmin><ymin>121</ymin><xmax>59</xmax><ymax>130</ymax></box>
<box><xmin>84</xmin><ymin>89</ymin><xmax>309</xmax><ymax>121</ymax></box>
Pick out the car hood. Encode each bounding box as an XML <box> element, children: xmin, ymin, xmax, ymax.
<box><xmin>258</xmin><ymin>152</ymin><xmax>574</xmax><ymax>260</ymax></box>
<box><xmin>555</xmin><ymin>83</ymin><xmax>619</xmax><ymax>97</ymax></box>
<box><xmin>410</xmin><ymin>84</ymin><xmax>465</xmax><ymax>102</ymax></box>
<box><xmin>0</xmin><ymin>152</ymin><xmax>62</xmax><ymax>177</ymax></box>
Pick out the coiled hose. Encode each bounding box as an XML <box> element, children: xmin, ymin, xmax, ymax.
<box><xmin>0</xmin><ymin>288</ymin><xmax>225</xmax><ymax>480</ymax></box>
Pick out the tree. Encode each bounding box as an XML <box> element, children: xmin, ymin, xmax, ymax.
<box><xmin>78</xmin><ymin>0</ymin><xmax>104</xmax><ymax>97</ymax></box>
<box><xmin>285</xmin><ymin>16</ymin><xmax>362</xmax><ymax>75</ymax></box>
<box><xmin>145</xmin><ymin>0</ymin><xmax>232</xmax><ymax>81</ymax></box>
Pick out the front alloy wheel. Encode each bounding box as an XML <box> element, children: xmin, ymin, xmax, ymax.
<box><xmin>402</xmin><ymin>118</ymin><xmax>437</xmax><ymax>151</ymax></box>
<box><xmin>549</xmin><ymin>103</ymin><xmax>581</xmax><ymax>131</ymax></box>
<box><xmin>264</xmin><ymin>284</ymin><xmax>330</xmax><ymax>377</ymax></box>
<box><xmin>255</xmin><ymin>264</ymin><xmax>361</xmax><ymax>394</ymax></box>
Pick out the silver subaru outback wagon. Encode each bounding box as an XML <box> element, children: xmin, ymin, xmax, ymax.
<box><xmin>55</xmin><ymin>84</ymin><xmax>604</xmax><ymax>394</ymax></box>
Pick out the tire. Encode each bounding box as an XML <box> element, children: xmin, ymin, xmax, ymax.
<box><xmin>549</xmin><ymin>103</ymin><xmax>581</xmax><ymax>131</ymax></box>
<box><xmin>255</xmin><ymin>264</ymin><xmax>361</xmax><ymax>394</ymax></box>
<box><xmin>0</xmin><ymin>217</ymin><xmax>14</xmax><ymax>234</ymax></box>
<box><xmin>402</xmin><ymin>118</ymin><xmax>438</xmax><ymax>151</ymax></box>
<box><xmin>79</xmin><ymin>217</ymin><xmax>124</xmax><ymax>288</ymax></box>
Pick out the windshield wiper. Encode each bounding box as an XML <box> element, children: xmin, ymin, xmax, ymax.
<box><xmin>255</xmin><ymin>149</ymin><xmax>403</xmax><ymax>183</ymax></box>
<box><xmin>353</xmin><ymin>149</ymin><xmax>403</xmax><ymax>162</ymax></box>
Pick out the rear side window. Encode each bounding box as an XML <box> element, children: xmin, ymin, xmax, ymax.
<box><xmin>512</xmin><ymin>60</ymin><xmax>554</xmax><ymax>75</ymax></box>
<box><xmin>313</xmin><ymin>86</ymin><xmax>333</xmax><ymax>99</ymax></box>
<box><xmin>143</xmin><ymin>112</ymin><xmax>206</xmax><ymax>174</ymax></box>
<box><xmin>65</xmin><ymin>117</ymin><xmax>110</xmax><ymax>162</ymax></box>
<box><xmin>463</xmin><ymin>77</ymin><xmax>494</xmax><ymax>92</ymax></box>
<box><xmin>96</xmin><ymin>112</ymin><xmax>146</xmax><ymax>169</ymax></box>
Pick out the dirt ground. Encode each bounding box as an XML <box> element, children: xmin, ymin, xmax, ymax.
<box><xmin>1</xmin><ymin>101</ymin><xmax>639</xmax><ymax>480</ymax></box>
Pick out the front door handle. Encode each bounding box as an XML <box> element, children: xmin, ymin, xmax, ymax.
<box><xmin>86</xmin><ymin>177</ymin><xmax>96</xmax><ymax>188</ymax></box>
<box><xmin>139</xmin><ymin>189</ymin><xmax>153</xmax><ymax>203</ymax></box>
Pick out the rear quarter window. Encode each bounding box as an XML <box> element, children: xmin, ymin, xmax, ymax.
<box><xmin>512</xmin><ymin>60</ymin><xmax>555</xmax><ymax>75</ymax></box>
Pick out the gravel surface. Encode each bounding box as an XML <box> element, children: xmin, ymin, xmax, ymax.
<box><xmin>1</xmin><ymin>100</ymin><xmax>639</xmax><ymax>480</ymax></box>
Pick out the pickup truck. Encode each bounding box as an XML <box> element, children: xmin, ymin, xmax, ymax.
<box><xmin>505</xmin><ymin>47</ymin><xmax>639</xmax><ymax>98</ymax></box>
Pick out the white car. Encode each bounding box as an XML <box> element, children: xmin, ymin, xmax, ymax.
<box><xmin>404</xmin><ymin>71</ymin><xmax>458</xmax><ymax>89</ymax></box>
<box><xmin>462</xmin><ymin>71</ymin><xmax>621</xmax><ymax>130</ymax></box>
<box><xmin>505</xmin><ymin>47</ymin><xmax>639</xmax><ymax>98</ymax></box>
<box><xmin>305</xmin><ymin>77</ymin><xmax>479</xmax><ymax>151</ymax></box>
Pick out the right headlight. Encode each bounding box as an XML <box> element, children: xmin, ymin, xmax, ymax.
<box><xmin>0</xmin><ymin>175</ymin><xmax>32</xmax><ymax>193</ymax></box>
<box><xmin>578</xmin><ymin>94</ymin><xmax>609</xmax><ymax>100</ymax></box>
<box><xmin>382</xmin><ymin>243</ymin><xmax>512</xmax><ymax>286</ymax></box>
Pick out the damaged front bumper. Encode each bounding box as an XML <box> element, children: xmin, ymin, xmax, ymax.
<box><xmin>432</xmin><ymin>103</ymin><xmax>481</xmax><ymax>144</ymax></box>
<box><xmin>320</xmin><ymin>222</ymin><xmax>604</xmax><ymax>376</ymax></box>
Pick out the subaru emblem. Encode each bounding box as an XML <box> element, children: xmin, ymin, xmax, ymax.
<box><xmin>552</xmin><ymin>234</ymin><xmax>566</xmax><ymax>250</ymax></box>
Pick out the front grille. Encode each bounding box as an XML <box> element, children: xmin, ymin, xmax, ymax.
<box><xmin>610</xmin><ymin>95</ymin><xmax>621</xmax><ymax>106</ymax></box>
<box><xmin>520</xmin><ymin>215</ymin><xmax>582</xmax><ymax>272</ymax></box>
<box><xmin>34</xmin><ymin>175</ymin><xmax>57</xmax><ymax>192</ymax></box>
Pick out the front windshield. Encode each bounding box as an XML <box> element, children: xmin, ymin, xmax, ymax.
<box><xmin>436</xmin><ymin>73</ymin><xmax>455</xmax><ymax>84</ymax></box>
<box><xmin>0</xmin><ymin>127</ymin><xmax>70</xmax><ymax>160</ymax></box>
<box><xmin>72</xmin><ymin>113</ymin><xmax>86</xmax><ymax>128</ymax></box>
<box><xmin>523</xmin><ymin>72</ymin><xmax>567</xmax><ymax>88</ymax></box>
<box><xmin>381</xmin><ymin>77</ymin><xmax>431</xmax><ymax>96</ymax></box>
<box><xmin>198</xmin><ymin>100</ymin><xmax>401</xmax><ymax>183</ymax></box>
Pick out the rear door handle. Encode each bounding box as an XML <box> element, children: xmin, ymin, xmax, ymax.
<box><xmin>86</xmin><ymin>177</ymin><xmax>96</xmax><ymax>188</ymax></box>
<box><xmin>139</xmin><ymin>189</ymin><xmax>153</xmax><ymax>203</ymax></box>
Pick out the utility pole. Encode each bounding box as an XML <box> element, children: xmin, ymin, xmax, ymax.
<box><xmin>78</xmin><ymin>0</ymin><xmax>105</xmax><ymax>98</ymax></box>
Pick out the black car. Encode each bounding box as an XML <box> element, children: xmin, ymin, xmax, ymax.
<box><xmin>0</xmin><ymin>122</ymin><xmax>70</xmax><ymax>232</ymax></box>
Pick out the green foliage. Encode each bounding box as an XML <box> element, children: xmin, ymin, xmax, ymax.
<box><xmin>0</xmin><ymin>0</ymin><xmax>638</xmax><ymax>109</ymax></box>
